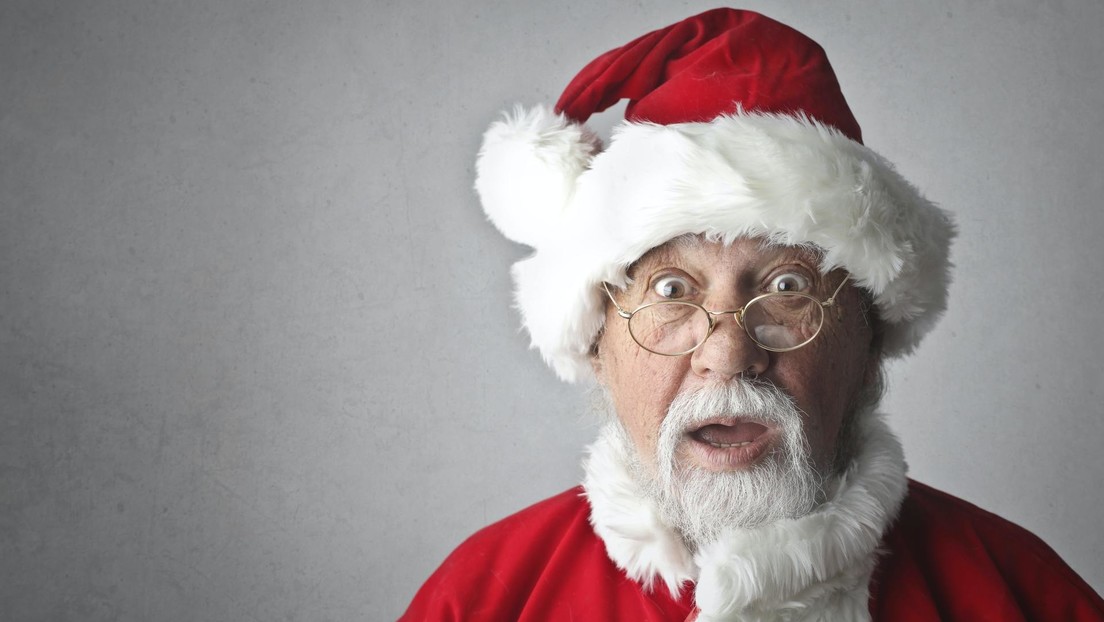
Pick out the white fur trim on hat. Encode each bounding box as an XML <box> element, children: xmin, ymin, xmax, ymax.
<box><xmin>475</xmin><ymin>106</ymin><xmax>601</xmax><ymax>247</ymax></box>
<box><xmin>476</xmin><ymin>105</ymin><xmax>955</xmax><ymax>383</ymax></box>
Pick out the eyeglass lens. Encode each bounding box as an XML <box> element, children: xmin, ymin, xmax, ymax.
<box><xmin>627</xmin><ymin>294</ymin><xmax>824</xmax><ymax>354</ymax></box>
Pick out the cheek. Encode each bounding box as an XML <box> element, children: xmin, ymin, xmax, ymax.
<box><xmin>774</xmin><ymin>355</ymin><xmax>841</xmax><ymax>441</ymax></box>
<box><xmin>597</xmin><ymin>327</ymin><xmax>686</xmax><ymax>458</ymax></box>
<box><xmin>775</xmin><ymin>303</ymin><xmax>875</xmax><ymax>462</ymax></box>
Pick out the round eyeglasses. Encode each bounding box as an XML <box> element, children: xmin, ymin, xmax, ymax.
<box><xmin>602</xmin><ymin>276</ymin><xmax>849</xmax><ymax>355</ymax></box>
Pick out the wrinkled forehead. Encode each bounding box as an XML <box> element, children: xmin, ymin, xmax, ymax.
<box><xmin>625</xmin><ymin>234</ymin><xmax>827</xmax><ymax>280</ymax></box>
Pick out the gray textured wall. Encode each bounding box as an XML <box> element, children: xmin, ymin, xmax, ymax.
<box><xmin>2</xmin><ymin>1</ymin><xmax>1102</xmax><ymax>620</ymax></box>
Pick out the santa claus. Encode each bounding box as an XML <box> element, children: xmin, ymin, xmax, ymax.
<box><xmin>402</xmin><ymin>8</ymin><xmax>1104</xmax><ymax>621</ymax></box>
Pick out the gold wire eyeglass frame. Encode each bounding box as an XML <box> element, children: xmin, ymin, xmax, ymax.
<box><xmin>601</xmin><ymin>276</ymin><xmax>850</xmax><ymax>355</ymax></box>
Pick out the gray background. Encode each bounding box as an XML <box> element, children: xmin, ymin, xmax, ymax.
<box><xmin>2</xmin><ymin>0</ymin><xmax>1102</xmax><ymax>620</ymax></box>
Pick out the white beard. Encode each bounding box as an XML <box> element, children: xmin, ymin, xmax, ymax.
<box><xmin>583</xmin><ymin>370</ymin><xmax>907</xmax><ymax>618</ymax></box>
<box><xmin>599</xmin><ymin>379</ymin><xmax>826</xmax><ymax>550</ymax></box>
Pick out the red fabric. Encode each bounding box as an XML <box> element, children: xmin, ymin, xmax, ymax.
<box><xmin>400</xmin><ymin>488</ymin><xmax>695</xmax><ymax>621</ymax></box>
<box><xmin>554</xmin><ymin>8</ymin><xmax>863</xmax><ymax>143</ymax></box>
<box><xmin>401</xmin><ymin>481</ymin><xmax>1104</xmax><ymax>621</ymax></box>
<box><xmin>870</xmin><ymin>480</ymin><xmax>1104</xmax><ymax>621</ymax></box>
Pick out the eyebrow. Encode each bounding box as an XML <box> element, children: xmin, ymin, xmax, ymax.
<box><xmin>627</xmin><ymin>238</ymin><xmax>825</xmax><ymax>279</ymax></box>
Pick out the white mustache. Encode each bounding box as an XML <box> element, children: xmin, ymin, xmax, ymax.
<box><xmin>662</xmin><ymin>379</ymin><xmax>804</xmax><ymax>435</ymax></box>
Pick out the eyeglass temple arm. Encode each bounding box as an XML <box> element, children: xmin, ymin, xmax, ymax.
<box><xmin>602</xmin><ymin>282</ymin><xmax>633</xmax><ymax>318</ymax></box>
<box><xmin>823</xmin><ymin>275</ymin><xmax>850</xmax><ymax>308</ymax></box>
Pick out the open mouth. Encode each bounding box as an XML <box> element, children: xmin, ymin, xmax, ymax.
<box><xmin>692</xmin><ymin>420</ymin><xmax>770</xmax><ymax>447</ymax></box>
<box><xmin>685</xmin><ymin>418</ymin><xmax>778</xmax><ymax>469</ymax></box>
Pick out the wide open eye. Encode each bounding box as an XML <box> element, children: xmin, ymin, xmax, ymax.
<box><xmin>769</xmin><ymin>272</ymin><xmax>810</xmax><ymax>293</ymax></box>
<box><xmin>652</xmin><ymin>275</ymin><xmax>691</xmax><ymax>300</ymax></box>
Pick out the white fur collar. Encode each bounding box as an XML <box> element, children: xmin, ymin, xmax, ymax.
<box><xmin>582</xmin><ymin>414</ymin><xmax>908</xmax><ymax>622</ymax></box>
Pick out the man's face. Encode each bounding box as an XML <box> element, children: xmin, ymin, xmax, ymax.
<box><xmin>592</xmin><ymin>237</ymin><xmax>878</xmax><ymax>529</ymax></box>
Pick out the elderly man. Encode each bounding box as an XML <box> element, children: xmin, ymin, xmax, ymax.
<box><xmin>402</xmin><ymin>9</ymin><xmax>1104</xmax><ymax>621</ymax></box>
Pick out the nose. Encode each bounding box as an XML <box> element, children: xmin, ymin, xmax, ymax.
<box><xmin>690</xmin><ymin>310</ymin><xmax>770</xmax><ymax>380</ymax></box>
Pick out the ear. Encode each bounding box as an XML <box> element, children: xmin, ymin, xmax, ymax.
<box><xmin>862</xmin><ymin>353</ymin><xmax>882</xmax><ymax>387</ymax></box>
<box><xmin>857</xmin><ymin>287</ymin><xmax>885</xmax><ymax>373</ymax></box>
<box><xmin>589</xmin><ymin>339</ymin><xmax>605</xmax><ymax>381</ymax></box>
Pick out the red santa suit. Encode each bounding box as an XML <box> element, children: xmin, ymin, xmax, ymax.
<box><xmin>425</xmin><ymin>8</ymin><xmax>1104</xmax><ymax>621</ymax></box>
<box><xmin>401</xmin><ymin>416</ymin><xmax>1104</xmax><ymax>621</ymax></box>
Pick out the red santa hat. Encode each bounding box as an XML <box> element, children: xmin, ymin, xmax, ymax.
<box><xmin>475</xmin><ymin>8</ymin><xmax>955</xmax><ymax>383</ymax></box>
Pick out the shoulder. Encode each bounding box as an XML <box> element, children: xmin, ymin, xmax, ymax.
<box><xmin>895</xmin><ymin>479</ymin><xmax>1055</xmax><ymax>546</ymax></box>
<box><xmin>871</xmin><ymin>479</ymin><xmax>1104</xmax><ymax>621</ymax></box>
<box><xmin>399</xmin><ymin>487</ymin><xmax>607</xmax><ymax>621</ymax></box>
<box><xmin>460</xmin><ymin>485</ymin><xmax>593</xmax><ymax>548</ymax></box>
<box><xmin>894</xmin><ymin>480</ymin><xmax>1089</xmax><ymax>576</ymax></box>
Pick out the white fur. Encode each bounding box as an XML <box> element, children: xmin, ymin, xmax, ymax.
<box><xmin>583</xmin><ymin>413</ymin><xmax>908</xmax><ymax>621</ymax></box>
<box><xmin>474</xmin><ymin>108</ymin><xmax>956</xmax><ymax>383</ymax></box>
<box><xmin>474</xmin><ymin>105</ymin><xmax>601</xmax><ymax>247</ymax></box>
<box><xmin>583</xmin><ymin>426</ymin><xmax>697</xmax><ymax>597</ymax></box>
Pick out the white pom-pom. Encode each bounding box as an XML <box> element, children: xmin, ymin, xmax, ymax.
<box><xmin>474</xmin><ymin>104</ymin><xmax>600</xmax><ymax>248</ymax></box>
